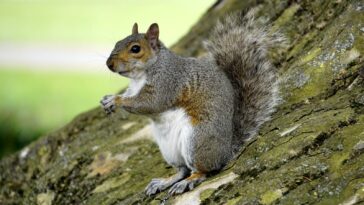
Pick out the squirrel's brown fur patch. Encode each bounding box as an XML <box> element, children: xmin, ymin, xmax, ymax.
<box><xmin>186</xmin><ymin>172</ymin><xmax>205</xmax><ymax>181</ymax></box>
<box><xmin>114</xmin><ymin>95</ymin><xmax>123</xmax><ymax>106</ymax></box>
<box><xmin>176</xmin><ymin>88</ymin><xmax>207</xmax><ymax>126</ymax></box>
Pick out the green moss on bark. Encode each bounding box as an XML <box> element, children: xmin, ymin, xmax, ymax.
<box><xmin>1</xmin><ymin>0</ymin><xmax>364</xmax><ymax>204</ymax></box>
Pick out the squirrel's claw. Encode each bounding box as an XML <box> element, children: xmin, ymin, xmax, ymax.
<box><xmin>168</xmin><ymin>174</ymin><xmax>205</xmax><ymax>195</ymax></box>
<box><xmin>168</xmin><ymin>179</ymin><xmax>193</xmax><ymax>195</ymax></box>
<box><xmin>145</xmin><ymin>178</ymin><xmax>170</xmax><ymax>196</ymax></box>
<box><xmin>100</xmin><ymin>95</ymin><xmax>117</xmax><ymax>115</ymax></box>
<box><xmin>145</xmin><ymin>167</ymin><xmax>190</xmax><ymax>196</ymax></box>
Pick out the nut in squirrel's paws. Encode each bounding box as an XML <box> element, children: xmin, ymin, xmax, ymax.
<box><xmin>100</xmin><ymin>95</ymin><xmax>117</xmax><ymax>115</ymax></box>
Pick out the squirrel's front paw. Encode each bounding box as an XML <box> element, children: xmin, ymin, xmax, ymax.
<box><xmin>100</xmin><ymin>95</ymin><xmax>118</xmax><ymax>115</ymax></box>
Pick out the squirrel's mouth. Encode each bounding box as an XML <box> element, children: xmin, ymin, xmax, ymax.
<box><xmin>118</xmin><ymin>71</ymin><xmax>129</xmax><ymax>75</ymax></box>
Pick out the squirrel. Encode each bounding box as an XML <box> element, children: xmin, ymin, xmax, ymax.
<box><xmin>100</xmin><ymin>11</ymin><xmax>282</xmax><ymax>196</ymax></box>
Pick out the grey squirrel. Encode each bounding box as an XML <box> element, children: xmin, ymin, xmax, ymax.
<box><xmin>100</xmin><ymin>11</ymin><xmax>281</xmax><ymax>195</ymax></box>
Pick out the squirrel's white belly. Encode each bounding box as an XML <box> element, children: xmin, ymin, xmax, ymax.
<box><xmin>151</xmin><ymin>108</ymin><xmax>194</xmax><ymax>168</ymax></box>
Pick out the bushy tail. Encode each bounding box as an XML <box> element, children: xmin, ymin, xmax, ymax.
<box><xmin>205</xmin><ymin>10</ymin><xmax>284</xmax><ymax>151</ymax></box>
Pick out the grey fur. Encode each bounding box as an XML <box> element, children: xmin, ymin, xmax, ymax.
<box><xmin>101</xmin><ymin>11</ymin><xmax>280</xmax><ymax>195</ymax></box>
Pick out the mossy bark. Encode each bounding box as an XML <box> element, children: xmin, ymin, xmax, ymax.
<box><xmin>1</xmin><ymin>0</ymin><xmax>364</xmax><ymax>204</ymax></box>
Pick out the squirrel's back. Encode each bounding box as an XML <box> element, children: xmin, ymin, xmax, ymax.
<box><xmin>205</xmin><ymin>11</ymin><xmax>284</xmax><ymax>152</ymax></box>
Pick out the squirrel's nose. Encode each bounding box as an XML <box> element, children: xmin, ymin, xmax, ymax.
<box><xmin>106</xmin><ymin>57</ymin><xmax>115</xmax><ymax>72</ymax></box>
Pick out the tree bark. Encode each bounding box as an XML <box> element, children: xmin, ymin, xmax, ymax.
<box><xmin>1</xmin><ymin>0</ymin><xmax>364</xmax><ymax>204</ymax></box>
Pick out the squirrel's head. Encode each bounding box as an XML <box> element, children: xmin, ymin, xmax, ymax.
<box><xmin>106</xmin><ymin>23</ymin><xmax>160</xmax><ymax>78</ymax></box>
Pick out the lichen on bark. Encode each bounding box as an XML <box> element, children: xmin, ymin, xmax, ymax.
<box><xmin>1</xmin><ymin>0</ymin><xmax>364</xmax><ymax>205</ymax></box>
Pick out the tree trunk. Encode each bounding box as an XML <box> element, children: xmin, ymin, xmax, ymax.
<box><xmin>1</xmin><ymin>0</ymin><xmax>364</xmax><ymax>204</ymax></box>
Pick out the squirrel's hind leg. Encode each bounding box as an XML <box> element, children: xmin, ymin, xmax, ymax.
<box><xmin>145</xmin><ymin>167</ymin><xmax>190</xmax><ymax>196</ymax></box>
<box><xmin>168</xmin><ymin>172</ymin><xmax>206</xmax><ymax>195</ymax></box>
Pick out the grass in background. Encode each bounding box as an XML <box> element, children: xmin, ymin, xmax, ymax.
<box><xmin>0</xmin><ymin>0</ymin><xmax>214</xmax><ymax>158</ymax></box>
<box><xmin>0</xmin><ymin>68</ymin><xmax>128</xmax><ymax>157</ymax></box>
<box><xmin>0</xmin><ymin>0</ymin><xmax>214</xmax><ymax>46</ymax></box>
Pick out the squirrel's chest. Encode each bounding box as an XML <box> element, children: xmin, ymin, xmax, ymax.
<box><xmin>151</xmin><ymin>108</ymin><xmax>194</xmax><ymax>168</ymax></box>
<box><xmin>122</xmin><ymin>77</ymin><xmax>146</xmax><ymax>97</ymax></box>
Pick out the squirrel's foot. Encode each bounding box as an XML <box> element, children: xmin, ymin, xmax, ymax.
<box><xmin>145</xmin><ymin>178</ymin><xmax>174</xmax><ymax>196</ymax></box>
<box><xmin>145</xmin><ymin>167</ymin><xmax>189</xmax><ymax>196</ymax></box>
<box><xmin>168</xmin><ymin>172</ymin><xmax>206</xmax><ymax>195</ymax></box>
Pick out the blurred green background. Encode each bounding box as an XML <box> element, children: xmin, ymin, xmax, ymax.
<box><xmin>0</xmin><ymin>0</ymin><xmax>213</xmax><ymax>158</ymax></box>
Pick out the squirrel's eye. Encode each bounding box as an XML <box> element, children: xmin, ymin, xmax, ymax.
<box><xmin>130</xmin><ymin>45</ymin><xmax>141</xmax><ymax>53</ymax></box>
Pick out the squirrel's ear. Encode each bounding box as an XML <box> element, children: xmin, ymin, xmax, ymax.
<box><xmin>146</xmin><ymin>23</ymin><xmax>159</xmax><ymax>50</ymax></box>
<box><xmin>132</xmin><ymin>23</ymin><xmax>138</xmax><ymax>34</ymax></box>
